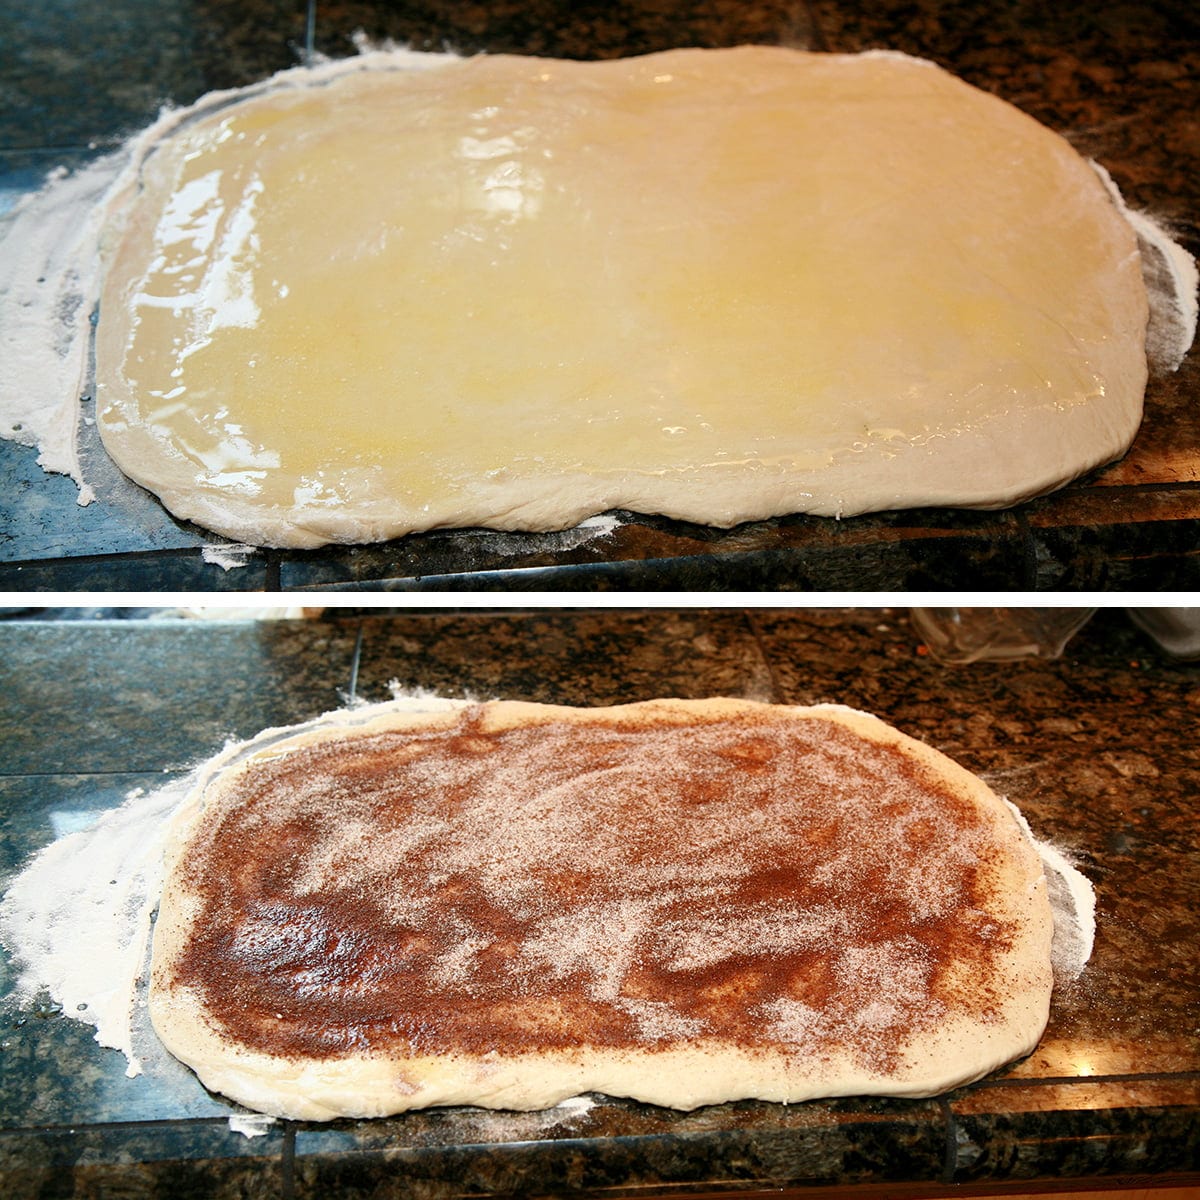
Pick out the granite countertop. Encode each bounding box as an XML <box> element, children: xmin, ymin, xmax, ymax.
<box><xmin>0</xmin><ymin>605</ymin><xmax>1198</xmax><ymax>1197</ymax></box>
<box><xmin>0</xmin><ymin>1</ymin><xmax>1197</xmax><ymax>592</ymax></box>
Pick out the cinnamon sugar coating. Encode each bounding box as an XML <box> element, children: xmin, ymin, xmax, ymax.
<box><xmin>163</xmin><ymin>704</ymin><xmax>1029</xmax><ymax>1077</ymax></box>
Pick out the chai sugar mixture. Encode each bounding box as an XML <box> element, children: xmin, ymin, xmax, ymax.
<box><xmin>1</xmin><ymin>698</ymin><xmax>1095</xmax><ymax>1088</ymax></box>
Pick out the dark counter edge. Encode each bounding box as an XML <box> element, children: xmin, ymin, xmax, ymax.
<box><xmin>1</xmin><ymin>1075</ymin><xmax>1198</xmax><ymax>1198</ymax></box>
<box><xmin>3</xmin><ymin>482</ymin><xmax>1199</xmax><ymax>593</ymax></box>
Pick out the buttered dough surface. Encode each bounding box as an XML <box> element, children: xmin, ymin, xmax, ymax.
<box><xmin>95</xmin><ymin>46</ymin><xmax>1149</xmax><ymax>548</ymax></box>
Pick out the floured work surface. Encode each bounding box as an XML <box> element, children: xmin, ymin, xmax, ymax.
<box><xmin>149</xmin><ymin>698</ymin><xmax>1054</xmax><ymax>1120</ymax></box>
<box><xmin>94</xmin><ymin>45</ymin><xmax>1150</xmax><ymax>549</ymax></box>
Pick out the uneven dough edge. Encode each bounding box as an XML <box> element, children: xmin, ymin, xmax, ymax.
<box><xmin>92</xmin><ymin>46</ymin><xmax>1150</xmax><ymax>549</ymax></box>
<box><xmin>86</xmin><ymin>398</ymin><xmax>1147</xmax><ymax>549</ymax></box>
<box><xmin>148</xmin><ymin>698</ymin><xmax>1054</xmax><ymax>1121</ymax></box>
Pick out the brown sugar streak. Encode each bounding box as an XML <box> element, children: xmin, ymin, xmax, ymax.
<box><xmin>168</xmin><ymin>707</ymin><xmax>1018</xmax><ymax>1072</ymax></box>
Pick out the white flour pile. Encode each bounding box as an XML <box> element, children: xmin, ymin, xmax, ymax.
<box><xmin>1016</xmin><ymin>815</ymin><xmax>1096</xmax><ymax>982</ymax></box>
<box><xmin>0</xmin><ymin>776</ymin><xmax>191</xmax><ymax>1074</ymax></box>
<box><xmin>0</xmin><ymin>698</ymin><xmax>1096</xmax><ymax>1095</ymax></box>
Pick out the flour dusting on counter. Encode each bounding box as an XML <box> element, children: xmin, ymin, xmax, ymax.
<box><xmin>201</xmin><ymin>542</ymin><xmax>259</xmax><ymax>572</ymax></box>
<box><xmin>0</xmin><ymin>777</ymin><xmax>191</xmax><ymax>1074</ymax></box>
<box><xmin>1001</xmin><ymin>798</ymin><xmax>1096</xmax><ymax>981</ymax></box>
<box><xmin>1038</xmin><ymin>841</ymin><xmax>1097</xmax><ymax>982</ymax></box>
<box><xmin>0</xmin><ymin>152</ymin><xmax>126</xmax><ymax>497</ymax></box>
<box><xmin>1093</xmin><ymin>162</ymin><xmax>1199</xmax><ymax>374</ymax></box>
<box><xmin>228</xmin><ymin>1113</ymin><xmax>278</xmax><ymax>1139</ymax></box>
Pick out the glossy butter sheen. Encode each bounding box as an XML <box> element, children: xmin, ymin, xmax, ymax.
<box><xmin>95</xmin><ymin>47</ymin><xmax>1148</xmax><ymax>546</ymax></box>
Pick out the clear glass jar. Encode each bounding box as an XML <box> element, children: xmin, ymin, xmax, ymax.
<box><xmin>908</xmin><ymin>607</ymin><xmax>1097</xmax><ymax>664</ymax></box>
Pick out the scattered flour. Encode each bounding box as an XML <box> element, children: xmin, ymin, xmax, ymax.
<box><xmin>0</xmin><ymin>776</ymin><xmax>192</xmax><ymax>1074</ymax></box>
<box><xmin>1093</xmin><ymin>162</ymin><xmax>1199</xmax><ymax>375</ymax></box>
<box><xmin>450</xmin><ymin>1093</ymin><xmax>597</xmax><ymax>1144</ymax></box>
<box><xmin>1001</xmin><ymin>798</ymin><xmax>1096</xmax><ymax>981</ymax></box>
<box><xmin>227</xmin><ymin>1113</ymin><xmax>278</xmax><ymax>1138</ymax></box>
<box><xmin>0</xmin><ymin>152</ymin><xmax>126</xmax><ymax>497</ymax></box>
<box><xmin>386</xmin><ymin>681</ymin><xmax>476</xmax><ymax>707</ymax></box>
<box><xmin>200</xmin><ymin>543</ymin><xmax>259</xmax><ymax>572</ymax></box>
<box><xmin>1038</xmin><ymin>841</ymin><xmax>1098</xmax><ymax>982</ymax></box>
<box><xmin>469</xmin><ymin>512</ymin><xmax>624</xmax><ymax>556</ymax></box>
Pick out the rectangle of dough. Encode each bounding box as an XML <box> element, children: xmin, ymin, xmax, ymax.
<box><xmin>148</xmin><ymin>698</ymin><xmax>1054</xmax><ymax>1120</ymax></box>
<box><xmin>95</xmin><ymin>47</ymin><xmax>1148</xmax><ymax>546</ymax></box>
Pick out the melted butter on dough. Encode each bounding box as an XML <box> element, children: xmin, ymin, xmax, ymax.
<box><xmin>95</xmin><ymin>46</ymin><xmax>1149</xmax><ymax>548</ymax></box>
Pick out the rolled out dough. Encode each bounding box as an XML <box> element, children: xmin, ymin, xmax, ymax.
<box><xmin>96</xmin><ymin>46</ymin><xmax>1148</xmax><ymax>548</ymax></box>
<box><xmin>149</xmin><ymin>698</ymin><xmax>1053</xmax><ymax>1121</ymax></box>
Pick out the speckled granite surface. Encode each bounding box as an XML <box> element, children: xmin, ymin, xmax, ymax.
<box><xmin>0</xmin><ymin>606</ymin><xmax>1197</xmax><ymax>1197</ymax></box>
<box><xmin>0</xmin><ymin>1</ymin><xmax>1197</xmax><ymax>591</ymax></box>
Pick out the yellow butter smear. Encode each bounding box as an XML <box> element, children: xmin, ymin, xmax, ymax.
<box><xmin>93</xmin><ymin>46</ymin><xmax>1152</xmax><ymax>546</ymax></box>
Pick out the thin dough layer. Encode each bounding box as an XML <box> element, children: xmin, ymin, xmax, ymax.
<box><xmin>96</xmin><ymin>46</ymin><xmax>1148</xmax><ymax>547</ymax></box>
<box><xmin>149</xmin><ymin>698</ymin><xmax>1054</xmax><ymax>1120</ymax></box>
